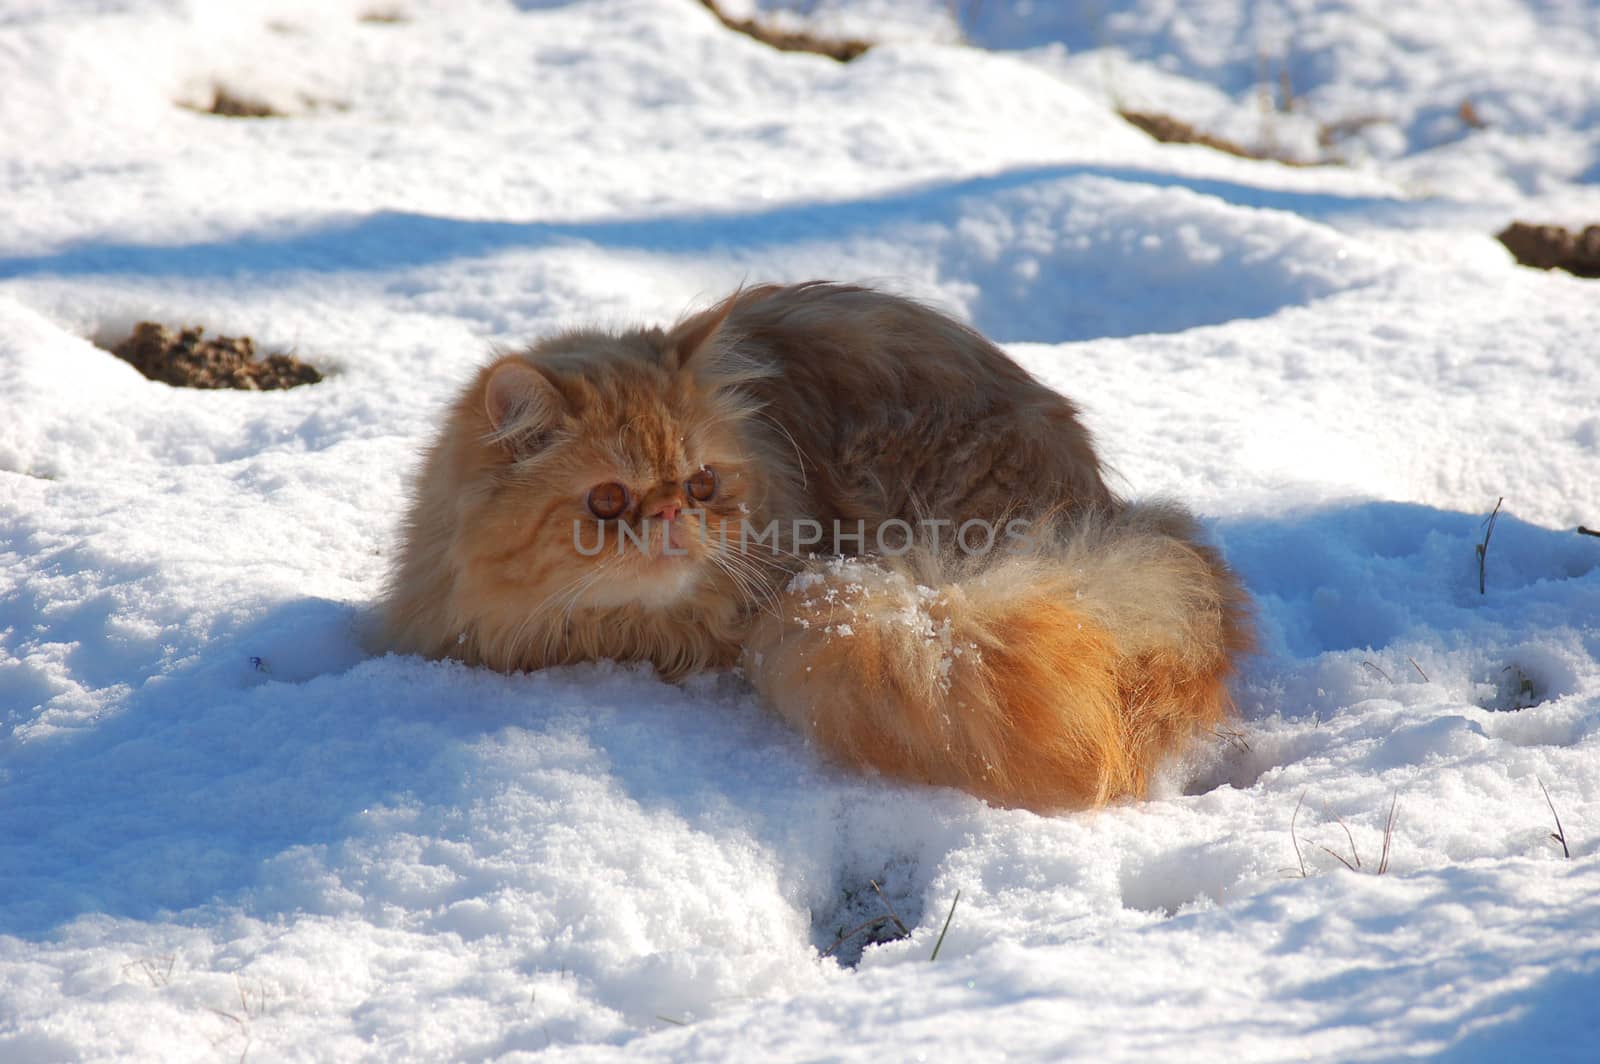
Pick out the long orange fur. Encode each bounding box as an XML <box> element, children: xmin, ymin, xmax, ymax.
<box><xmin>382</xmin><ymin>283</ymin><xmax>1252</xmax><ymax>811</ymax></box>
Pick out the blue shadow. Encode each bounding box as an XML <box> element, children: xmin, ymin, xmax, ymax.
<box><xmin>5</xmin><ymin>499</ymin><xmax>1593</xmax><ymax>938</ymax></box>
<box><xmin>1214</xmin><ymin>500</ymin><xmax>1598</xmax><ymax>661</ymax></box>
<box><xmin>0</xmin><ymin>163</ymin><xmax>1421</xmax><ymax>283</ymax></box>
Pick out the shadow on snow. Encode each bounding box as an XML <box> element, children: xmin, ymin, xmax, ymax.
<box><xmin>2</xmin><ymin>500</ymin><xmax>1592</xmax><ymax>938</ymax></box>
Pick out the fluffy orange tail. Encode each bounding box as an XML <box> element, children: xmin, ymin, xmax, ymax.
<box><xmin>743</xmin><ymin>504</ymin><xmax>1252</xmax><ymax>811</ymax></box>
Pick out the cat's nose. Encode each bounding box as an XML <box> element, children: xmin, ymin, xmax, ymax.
<box><xmin>646</xmin><ymin>501</ymin><xmax>679</xmax><ymax>524</ymax></box>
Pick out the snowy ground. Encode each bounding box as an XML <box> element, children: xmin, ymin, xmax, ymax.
<box><xmin>2</xmin><ymin>1</ymin><xmax>1598</xmax><ymax>1060</ymax></box>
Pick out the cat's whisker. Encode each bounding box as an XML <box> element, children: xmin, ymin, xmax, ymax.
<box><xmin>500</xmin><ymin>577</ymin><xmax>583</xmax><ymax>655</ymax></box>
<box><xmin>750</xmin><ymin>409</ymin><xmax>809</xmax><ymax>491</ymax></box>
<box><xmin>549</xmin><ymin>559</ymin><xmax>621</xmax><ymax>649</ymax></box>
<box><xmin>718</xmin><ymin>552</ymin><xmax>817</xmax><ymax>616</ymax></box>
<box><xmin>709</xmin><ymin>547</ymin><xmax>780</xmax><ymax>618</ymax></box>
<box><xmin>560</xmin><ymin>562</ymin><xmax>614</xmax><ymax>622</ymax></box>
<box><xmin>705</xmin><ymin>557</ymin><xmax>754</xmax><ymax>611</ymax></box>
<box><xmin>736</xmin><ymin>543</ymin><xmax>805</xmax><ymax>567</ymax></box>
<box><xmin>500</xmin><ymin>559</ymin><xmax>621</xmax><ymax>665</ymax></box>
<box><xmin>523</xmin><ymin>565</ymin><xmax>605</xmax><ymax>626</ymax></box>
<box><xmin>728</xmin><ymin>540</ymin><xmax>818</xmax><ymax>573</ymax></box>
<box><xmin>705</xmin><ymin>536</ymin><xmax>773</xmax><ymax>595</ymax></box>
<box><xmin>723</xmin><ymin>554</ymin><xmax>788</xmax><ymax>605</ymax></box>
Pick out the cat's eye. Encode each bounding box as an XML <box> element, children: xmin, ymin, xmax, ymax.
<box><xmin>587</xmin><ymin>482</ymin><xmax>630</xmax><ymax>519</ymax></box>
<box><xmin>686</xmin><ymin>467</ymin><xmax>718</xmax><ymax>502</ymax></box>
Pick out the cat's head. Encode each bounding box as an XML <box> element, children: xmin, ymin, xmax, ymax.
<box><xmin>446</xmin><ymin>296</ymin><xmax>778</xmax><ymax>620</ymax></box>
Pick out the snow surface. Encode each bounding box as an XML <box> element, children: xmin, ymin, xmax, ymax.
<box><xmin>2</xmin><ymin>1</ymin><xmax>1598</xmax><ymax>1060</ymax></box>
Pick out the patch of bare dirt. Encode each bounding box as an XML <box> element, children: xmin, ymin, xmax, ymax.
<box><xmin>1497</xmin><ymin>222</ymin><xmax>1600</xmax><ymax>278</ymax></box>
<box><xmin>1119</xmin><ymin>109</ymin><xmax>1318</xmax><ymax>167</ymax></box>
<box><xmin>109</xmin><ymin>323</ymin><xmax>324</xmax><ymax>390</ymax></box>
<box><xmin>181</xmin><ymin>87</ymin><xmax>284</xmax><ymax>119</ymax></box>
<box><xmin>698</xmin><ymin>0</ymin><xmax>871</xmax><ymax>62</ymax></box>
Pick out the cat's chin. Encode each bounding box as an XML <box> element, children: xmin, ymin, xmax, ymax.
<box><xmin>584</xmin><ymin>555</ymin><xmax>705</xmax><ymax>611</ymax></box>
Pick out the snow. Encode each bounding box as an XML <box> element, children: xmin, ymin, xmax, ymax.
<box><xmin>2</xmin><ymin>0</ymin><xmax>1597</xmax><ymax>1060</ymax></box>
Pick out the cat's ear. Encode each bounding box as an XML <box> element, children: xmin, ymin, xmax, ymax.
<box><xmin>483</xmin><ymin>359</ymin><xmax>563</xmax><ymax>453</ymax></box>
<box><xmin>660</xmin><ymin>294</ymin><xmax>738</xmax><ymax>370</ymax></box>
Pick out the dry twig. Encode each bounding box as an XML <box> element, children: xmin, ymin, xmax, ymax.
<box><xmin>1325</xmin><ymin>808</ymin><xmax>1362</xmax><ymax>870</ymax></box>
<box><xmin>1476</xmin><ymin>497</ymin><xmax>1503</xmax><ymax>595</ymax></box>
<box><xmin>1361</xmin><ymin>660</ymin><xmax>1394</xmax><ymax>683</ymax></box>
<box><xmin>1287</xmin><ymin>791</ymin><xmax>1309</xmax><ymax>877</ymax></box>
<box><xmin>1377</xmin><ymin>792</ymin><xmax>1400</xmax><ymax>875</ymax></box>
<box><xmin>696</xmin><ymin>0</ymin><xmax>871</xmax><ymax>62</ymax></box>
<box><xmin>820</xmin><ymin>915</ymin><xmax>897</xmax><ymax>959</ymax></box>
<box><xmin>869</xmin><ymin>879</ymin><xmax>911</xmax><ymax>937</ymax></box>
<box><xmin>930</xmin><ymin>891</ymin><xmax>961</xmax><ymax>961</ymax></box>
<box><xmin>1539</xmin><ymin>778</ymin><xmax>1571</xmax><ymax>859</ymax></box>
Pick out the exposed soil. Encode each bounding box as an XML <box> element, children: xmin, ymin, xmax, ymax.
<box><xmin>1316</xmin><ymin>113</ymin><xmax>1390</xmax><ymax>149</ymax></box>
<box><xmin>180</xmin><ymin>87</ymin><xmax>283</xmax><ymax>118</ymax></box>
<box><xmin>109</xmin><ymin>322</ymin><xmax>324</xmax><ymax>390</ymax></box>
<box><xmin>1119</xmin><ymin>109</ymin><xmax>1315</xmax><ymax>167</ymax></box>
<box><xmin>1497</xmin><ymin>222</ymin><xmax>1600</xmax><ymax>278</ymax></box>
<box><xmin>698</xmin><ymin>0</ymin><xmax>871</xmax><ymax>62</ymax></box>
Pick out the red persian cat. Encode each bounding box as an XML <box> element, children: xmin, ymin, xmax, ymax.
<box><xmin>382</xmin><ymin>283</ymin><xmax>1251</xmax><ymax>811</ymax></box>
